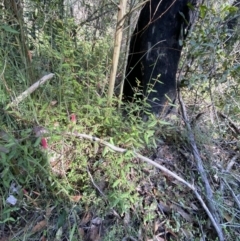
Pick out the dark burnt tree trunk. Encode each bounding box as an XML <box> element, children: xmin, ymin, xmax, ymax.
<box><xmin>123</xmin><ymin>0</ymin><xmax>200</xmax><ymax>115</ymax></box>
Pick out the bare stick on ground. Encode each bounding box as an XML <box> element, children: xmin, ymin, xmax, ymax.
<box><xmin>64</xmin><ymin>131</ymin><xmax>223</xmax><ymax>240</ymax></box>
<box><xmin>178</xmin><ymin>91</ymin><xmax>224</xmax><ymax>241</ymax></box>
<box><xmin>6</xmin><ymin>73</ymin><xmax>55</xmax><ymax>109</ymax></box>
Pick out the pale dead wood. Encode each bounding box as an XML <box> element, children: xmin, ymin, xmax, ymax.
<box><xmin>108</xmin><ymin>0</ymin><xmax>127</xmax><ymax>104</ymax></box>
<box><xmin>126</xmin><ymin>0</ymin><xmax>149</xmax><ymax>16</ymax></box>
<box><xmin>217</xmin><ymin>111</ymin><xmax>240</xmax><ymax>136</ymax></box>
<box><xmin>222</xmin><ymin>179</ymin><xmax>240</xmax><ymax>210</ymax></box>
<box><xmin>65</xmin><ymin>131</ymin><xmax>193</xmax><ymax>187</ymax></box>
<box><xmin>87</xmin><ymin>166</ymin><xmax>107</xmax><ymax>199</ymax></box>
<box><xmin>6</xmin><ymin>73</ymin><xmax>55</xmax><ymax>109</ymax></box>
<box><xmin>87</xmin><ymin>166</ymin><xmax>121</xmax><ymax>220</ymax></box>
<box><xmin>226</xmin><ymin>154</ymin><xmax>239</xmax><ymax>172</ymax></box>
<box><xmin>32</xmin><ymin>123</ymin><xmax>225</xmax><ymax>240</ymax></box>
<box><xmin>118</xmin><ymin>0</ymin><xmax>134</xmax><ymax>108</ymax></box>
<box><xmin>64</xmin><ymin>131</ymin><xmax>223</xmax><ymax>240</ymax></box>
<box><xmin>122</xmin><ymin>236</ymin><xmax>138</xmax><ymax>241</ymax></box>
<box><xmin>178</xmin><ymin>92</ymin><xmax>225</xmax><ymax>241</ymax></box>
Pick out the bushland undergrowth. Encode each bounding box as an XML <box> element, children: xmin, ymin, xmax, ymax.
<box><xmin>0</xmin><ymin>1</ymin><xmax>240</xmax><ymax>241</ymax></box>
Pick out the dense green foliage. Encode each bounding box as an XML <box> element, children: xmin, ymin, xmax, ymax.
<box><xmin>0</xmin><ymin>0</ymin><xmax>239</xmax><ymax>240</ymax></box>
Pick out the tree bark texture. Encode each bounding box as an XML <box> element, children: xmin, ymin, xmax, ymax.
<box><xmin>123</xmin><ymin>0</ymin><xmax>200</xmax><ymax>114</ymax></box>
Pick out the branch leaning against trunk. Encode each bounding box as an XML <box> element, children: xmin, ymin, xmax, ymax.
<box><xmin>178</xmin><ymin>90</ymin><xmax>224</xmax><ymax>241</ymax></box>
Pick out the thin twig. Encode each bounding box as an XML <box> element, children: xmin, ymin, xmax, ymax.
<box><xmin>6</xmin><ymin>73</ymin><xmax>55</xmax><ymax>109</ymax></box>
<box><xmin>87</xmin><ymin>166</ymin><xmax>107</xmax><ymax>199</ymax></box>
<box><xmin>122</xmin><ymin>236</ymin><xmax>138</xmax><ymax>241</ymax></box>
<box><xmin>222</xmin><ymin>179</ymin><xmax>240</xmax><ymax>210</ymax></box>
<box><xmin>87</xmin><ymin>166</ymin><xmax>121</xmax><ymax>219</ymax></box>
<box><xmin>178</xmin><ymin>91</ymin><xmax>224</xmax><ymax>241</ymax></box>
<box><xmin>218</xmin><ymin>111</ymin><xmax>240</xmax><ymax>136</ymax></box>
<box><xmin>226</xmin><ymin>154</ymin><xmax>239</xmax><ymax>172</ymax></box>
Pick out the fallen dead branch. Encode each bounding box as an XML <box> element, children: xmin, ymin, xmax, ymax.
<box><xmin>217</xmin><ymin>111</ymin><xmax>240</xmax><ymax>136</ymax></box>
<box><xmin>6</xmin><ymin>73</ymin><xmax>55</xmax><ymax>109</ymax></box>
<box><xmin>64</xmin><ymin>131</ymin><xmax>223</xmax><ymax>241</ymax></box>
<box><xmin>178</xmin><ymin>92</ymin><xmax>224</xmax><ymax>241</ymax></box>
<box><xmin>226</xmin><ymin>154</ymin><xmax>239</xmax><ymax>172</ymax></box>
<box><xmin>222</xmin><ymin>178</ymin><xmax>240</xmax><ymax>210</ymax></box>
<box><xmin>65</xmin><ymin>132</ymin><xmax>194</xmax><ymax>189</ymax></box>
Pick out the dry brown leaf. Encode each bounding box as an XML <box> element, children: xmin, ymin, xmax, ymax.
<box><xmin>190</xmin><ymin>202</ymin><xmax>199</xmax><ymax>211</ymax></box>
<box><xmin>70</xmin><ymin>195</ymin><xmax>82</xmax><ymax>202</ymax></box>
<box><xmin>155</xmin><ymin>236</ymin><xmax>166</xmax><ymax>241</ymax></box>
<box><xmin>51</xmin><ymin>100</ymin><xmax>58</xmax><ymax>106</ymax></box>
<box><xmin>157</xmin><ymin>201</ymin><xmax>171</xmax><ymax>213</ymax></box>
<box><xmin>78</xmin><ymin>227</ymin><xmax>85</xmax><ymax>239</ymax></box>
<box><xmin>223</xmin><ymin>212</ymin><xmax>233</xmax><ymax>222</ymax></box>
<box><xmin>181</xmin><ymin>228</ymin><xmax>193</xmax><ymax>239</ymax></box>
<box><xmin>46</xmin><ymin>207</ymin><xmax>53</xmax><ymax>218</ymax></box>
<box><xmin>123</xmin><ymin>211</ymin><xmax>130</xmax><ymax>226</ymax></box>
<box><xmin>154</xmin><ymin>220</ymin><xmax>163</xmax><ymax>234</ymax></box>
<box><xmin>80</xmin><ymin>212</ymin><xmax>92</xmax><ymax>225</ymax></box>
<box><xmin>31</xmin><ymin>220</ymin><xmax>47</xmax><ymax>233</ymax></box>
<box><xmin>89</xmin><ymin>227</ymin><xmax>100</xmax><ymax>241</ymax></box>
<box><xmin>224</xmin><ymin>199</ymin><xmax>234</xmax><ymax>207</ymax></box>
<box><xmin>40</xmin><ymin>236</ymin><xmax>47</xmax><ymax>241</ymax></box>
<box><xmin>0</xmin><ymin>237</ymin><xmax>10</xmax><ymax>241</ymax></box>
<box><xmin>53</xmin><ymin>122</ymin><xmax>59</xmax><ymax>127</ymax></box>
<box><xmin>147</xmin><ymin>237</ymin><xmax>165</xmax><ymax>241</ymax></box>
<box><xmin>170</xmin><ymin>204</ymin><xmax>192</xmax><ymax>222</ymax></box>
<box><xmin>55</xmin><ymin>227</ymin><xmax>63</xmax><ymax>241</ymax></box>
<box><xmin>165</xmin><ymin>228</ymin><xmax>178</xmax><ymax>239</ymax></box>
<box><xmin>23</xmin><ymin>193</ymin><xmax>38</xmax><ymax>207</ymax></box>
<box><xmin>87</xmin><ymin>218</ymin><xmax>102</xmax><ymax>241</ymax></box>
<box><xmin>32</xmin><ymin>191</ymin><xmax>41</xmax><ymax>196</ymax></box>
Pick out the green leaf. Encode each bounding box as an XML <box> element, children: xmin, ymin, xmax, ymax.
<box><xmin>112</xmin><ymin>179</ymin><xmax>121</xmax><ymax>188</ymax></box>
<box><xmin>152</xmin><ymin>138</ymin><xmax>157</xmax><ymax>148</ymax></box>
<box><xmin>200</xmin><ymin>5</ymin><xmax>208</xmax><ymax>19</ymax></box>
<box><xmin>1</xmin><ymin>25</ymin><xmax>19</xmax><ymax>34</ymax></box>
<box><xmin>69</xmin><ymin>223</ymin><xmax>76</xmax><ymax>240</ymax></box>
<box><xmin>158</xmin><ymin>120</ymin><xmax>171</xmax><ymax>125</ymax></box>
<box><xmin>124</xmin><ymin>150</ymin><xmax>134</xmax><ymax>157</ymax></box>
<box><xmin>222</xmin><ymin>5</ymin><xmax>238</xmax><ymax>14</ymax></box>
<box><xmin>179</xmin><ymin>11</ymin><xmax>188</xmax><ymax>25</ymax></box>
<box><xmin>144</xmin><ymin>132</ymin><xmax>149</xmax><ymax>145</ymax></box>
<box><xmin>187</xmin><ymin>2</ymin><xmax>195</xmax><ymax>11</ymax></box>
<box><xmin>147</xmin><ymin>120</ymin><xmax>157</xmax><ymax>128</ymax></box>
<box><xmin>57</xmin><ymin>210</ymin><xmax>67</xmax><ymax>228</ymax></box>
<box><xmin>0</xmin><ymin>217</ymin><xmax>15</xmax><ymax>223</ymax></box>
<box><xmin>33</xmin><ymin>137</ymin><xmax>42</xmax><ymax>147</ymax></box>
<box><xmin>102</xmin><ymin>146</ymin><xmax>108</xmax><ymax>156</ymax></box>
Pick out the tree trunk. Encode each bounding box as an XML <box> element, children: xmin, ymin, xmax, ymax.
<box><xmin>123</xmin><ymin>0</ymin><xmax>200</xmax><ymax>115</ymax></box>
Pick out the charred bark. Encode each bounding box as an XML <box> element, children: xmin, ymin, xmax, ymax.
<box><xmin>123</xmin><ymin>0</ymin><xmax>199</xmax><ymax>115</ymax></box>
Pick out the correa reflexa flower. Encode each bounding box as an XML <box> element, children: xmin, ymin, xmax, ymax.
<box><xmin>41</xmin><ymin>137</ymin><xmax>48</xmax><ymax>149</ymax></box>
<box><xmin>70</xmin><ymin>113</ymin><xmax>77</xmax><ymax>124</ymax></box>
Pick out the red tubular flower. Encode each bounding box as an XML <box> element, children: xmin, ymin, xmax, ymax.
<box><xmin>41</xmin><ymin>138</ymin><xmax>48</xmax><ymax>149</ymax></box>
<box><xmin>70</xmin><ymin>113</ymin><xmax>77</xmax><ymax>124</ymax></box>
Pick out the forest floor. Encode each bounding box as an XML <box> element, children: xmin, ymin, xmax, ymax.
<box><xmin>1</xmin><ymin>109</ymin><xmax>239</xmax><ymax>241</ymax></box>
